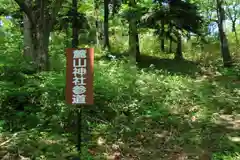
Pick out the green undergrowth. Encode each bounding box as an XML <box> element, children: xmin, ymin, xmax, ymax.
<box><xmin>0</xmin><ymin>53</ymin><xmax>240</xmax><ymax>159</ymax></box>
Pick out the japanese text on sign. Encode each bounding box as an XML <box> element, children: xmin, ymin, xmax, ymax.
<box><xmin>65</xmin><ymin>48</ymin><xmax>94</xmax><ymax>105</ymax></box>
<box><xmin>72</xmin><ymin>49</ymin><xmax>87</xmax><ymax>104</ymax></box>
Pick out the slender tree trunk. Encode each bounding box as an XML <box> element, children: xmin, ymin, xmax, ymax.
<box><xmin>95</xmin><ymin>20</ymin><xmax>100</xmax><ymax>46</ymax></box>
<box><xmin>169</xmin><ymin>39</ymin><xmax>172</xmax><ymax>53</ymax></box>
<box><xmin>72</xmin><ymin>0</ymin><xmax>78</xmax><ymax>48</ymax></box>
<box><xmin>168</xmin><ymin>23</ymin><xmax>173</xmax><ymax>53</ymax></box>
<box><xmin>231</xmin><ymin>21</ymin><xmax>239</xmax><ymax>44</ymax></box>
<box><xmin>103</xmin><ymin>0</ymin><xmax>110</xmax><ymax>50</ymax></box>
<box><xmin>135</xmin><ymin>27</ymin><xmax>140</xmax><ymax>61</ymax></box>
<box><xmin>175</xmin><ymin>30</ymin><xmax>183</xmax><ymax>60</ymax></box>
<box><xmin>128</xmin><ymin>20</ymin><xmax>137</xmax><ymax>61</ymax></box>
<box><xmin>232</xmin><ymin>21</ymin><xmax>236</xmax><ymax>32</ymax></box>
<box><xmin>128</xmin><ymin>0</ymin><xmax>140</xmax><ymax>62</ymax></box>
<box><xmin>160</xmin><ymin>20</ymin><xmax>165</xmax><ymax>52</ymax></box>
<box><xmin>94</xmin><ymin>0</ymin><xmax>100</xmax><ymax>46</ymax></box>
<box><xmin>216</xmin><ymin>0</ymin><xmax>232</xmax><ymax>67</ymax></box>
<box><xmin>234</xmin><ymin>30</ymin><xmax>239</xmax><ymax>44</ymax></box>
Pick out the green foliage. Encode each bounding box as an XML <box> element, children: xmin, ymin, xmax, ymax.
<box><xmin>1</xmin><ymin>43</ymin><xmax>239</xmax><ymax>159</ymax></box>
<box><xmin>212</xmin><ymin>152</ymin><xmax>240</xmax><ymax>160</ymax></box>
<box><xmin>141</xmin><ymin>0</ymin><xmax>204</xmax><ymax>41</ymax></box>
<box><xmin>0</xmin><ymin>0</ymin><xmax>240</xmax><ymax>159</ymax></box>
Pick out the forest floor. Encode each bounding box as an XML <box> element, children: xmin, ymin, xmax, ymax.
<box><xmin>0</xmin><ymin>53</ymin><xmax>240</xmax><ymax>160</ymax></box>
<box><xmin>87</xmin><ymin>55</ymin><xmax>240</xmax><ymax>160</ymax></box>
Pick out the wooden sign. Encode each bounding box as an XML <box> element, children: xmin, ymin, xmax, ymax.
<box><xmin>65</xmin><ymin>48</ymin><xmax>94</xmax><ymax>105</ymax></box>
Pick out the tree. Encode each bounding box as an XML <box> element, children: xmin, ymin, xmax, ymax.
<box><xmin>103</xmin><ymin>0</ymin><xmax>110</xmax><ymax>49</ymax></box>
<box><xmin>196</xmin><ymin>0</ymin><xmax>234</xmax><ymax>66</ymax></box>
<box><xmin>175</xmin><ymin>30</ymin><xmax>183</xmax><ymax>60</ymax></box>
<box><xmin>14</xmin><ymin>0</ymin><xmax>64</xmax><ymax>71</ymax></box>
<box><xmin>168</xmin><ymin>23</ymin><xmax>173</xmax><ymax>53</ymax></box>
<box><xmin>225</xmin><ymin>0</ymin><xmax>240</xmax><ymax>44</ymax></box>
<box><xmin>72</xmin><ymin>0</ymin><xmax>78</xmax><ymax>48</ymax></box>
<box><xmin>108</xmin><ymin>0</ymin><xmax>147</xmax><ymax>62</ymax></box>
<box><xmin>216</xmin><ymin>0</ymin><xmax>232</xmax><ymax>67</ymax></box>
<box><xmin>142</xmin><ymin>0</ymin><xmax>204</xmax><ymax>60</ymax></box>
<box><xmin>128</xmin><ymin>0</ymin><xmax>140</xmax><ymax>62</ymax></box>
<box><xmin>94</xmin><ymin>0</ymin><xmax>101</xmax><ymax>46</ymax></box>
<box><xmin>23</xmin><ymin>0</ymin><xmax>32</xmax><ymax>60</ymax></box>
<box><xmin>160</xmin><ymin>19</ymin><xmax>165</xmax><ymax>52</ymax></box>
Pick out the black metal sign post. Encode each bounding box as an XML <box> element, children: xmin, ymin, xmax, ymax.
<box><xmin>72</xmin><ymin>0</ymin><xmax>81</xmax><ymax>157</ymax></box>
<box><xmin>76</xmin><ymin>108</ymin><xmax>82</xmax><ymax>155</ymax></box>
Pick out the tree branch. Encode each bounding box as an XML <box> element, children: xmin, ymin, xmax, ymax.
<box><xmin>14</xmin><ymin>0</ymin><xmax>34</xmax><ymax>24</ymax></box>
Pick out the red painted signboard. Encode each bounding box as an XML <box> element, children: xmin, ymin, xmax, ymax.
<box><xmin>65</xmin><ymin>48</ymin><xmax>94</xmax><ymax>105</ymax></box>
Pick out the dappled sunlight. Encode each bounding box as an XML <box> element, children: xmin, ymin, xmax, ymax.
<box><xmin>214</xmin><ymin>114</ymin><xmax>240</xmax><ymax>130</ymax></box>
<box><xmin>137</xmin><ymin>55</ymin><xmax>201</xmax><ymax>77</ymax></box>
<box><xmin>1</xmin><ymin>55</ymin><xmax>239</xmax><ymax>159</ymax></box>
<box><xmin>1</xmin><ymin>0</ymin><xmax>240</xmax><ymax>158</ymax></box>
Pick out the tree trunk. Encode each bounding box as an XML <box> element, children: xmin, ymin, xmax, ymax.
<box><xmin>232</xmin><ymin>21</ymin><xmax>236</xmax><ymax>32</ymax></box>
<box><xmin>175</xmin><ymin>30</ymin><xmax>183</xmax><ymax>60</ymax></box>
<box><xmin>234</xmin><ymin>30</ymin><xmax>239</xmax><ymax>45</ymax></box>
<box><xmin>231</xmin><ymin>21</ymin><xmax>239</xmax><ymax>44</ymax></box>
<box><xmin>216</xmin><ymin>0</ymin><xmax>232</xmax><ymax>67</ymax></box>
<box><xmin>135</xmin><ymin>27</ymin><xmax>140</xmax><ymax>62</ymax></box>
<box><xmin>169</xmin><ymin>39</ymin><xmax>172</xmax><ymax>53</ymax></box>
<box><xmin>34</xmin><ymin>0</ymin><xmax>50</xmax><ymax>71</ymax></box>
<box><xmin>15</xmin><ymin>0</ymin><xmax>64</xmax><ymax>71</ymax></box>
<box><xmin>160</xmin><ymin>20</ymin><xmax>165</xmax><ymax>52</ymax></box>
<box><xmin>128</xmin><ymin>20</ymin><xmax>137</xmax><ymax>61</ymax></box>
<box><xmin>95</xmin><ymin>21</ymin><xmax>100</xmax><ymax>46</ymax></box>
<box><xmin>34</xmin><ymin>28</ymin><xmax>50</xmax><ymax>71</ymax></box>
<box><xmin>23</xmin><ymin>12</ymin><xmax>33</xmax><ymax>61</ymax></box>
<box><xmin>168</xmin><ymin>23</ymin><xmax>173</xmax><ymax>53</ymax></box>
<box><xmin>24</xmin><ymin>0</ymin><xmax>50</xmax><ymax>71</ymax></box>
<box><xmin>103</xmin><ymin>0</ymin><xmax>110</xmax><ymax>50</ymax></box>
<box><xmin>94</xmin><ymin>0</ymin><xmax>100</xmax><ymax>46</ymax></box>
<box><xmin>128</xmin><ymin>0</ymin><xmax>140</xmax><ymax>63</ymax></box>
<box><xmin>72</xmin><ymin>0</ymin><xmax>78</xmax><ymax>48</ymax></box>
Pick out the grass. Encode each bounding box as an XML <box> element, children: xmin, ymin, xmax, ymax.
<box><xmin>0</xmin><ymin>42</ymin><xmax>240</xmax><ymax>159</ymax></box>
<box><xmin>1</xmin><ymin>10</ymin><xmax>240</xmax><ymax>159</ymax></box>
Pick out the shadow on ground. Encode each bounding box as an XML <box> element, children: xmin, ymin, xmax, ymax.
<box><xmin>1</xmin><ymin>56</ymin><xmax>239</xmax><ymax>160</ymax></box>
<box><xmin>0</xmin><ymin>130</ymin><xmax>79</xmax><ymax>160</ymax></box>
<box><xmin>87</xmin><ymin>69</ymin><xmax>240</xmax><ymax>160</ymax></box>
<box><xmin>95</xmin><ymin>54</ymin><xmax>201</xmax><ymax>77</ymax></box>
<box><xmin>91</xmin><ymin>109</ymin><xmax>240</xmax><ymax>160</ymax></box>
<box><xmin>137</xmin><ymin>55</ymin><xmax>201</xmax><ymax>77</ymax></box>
